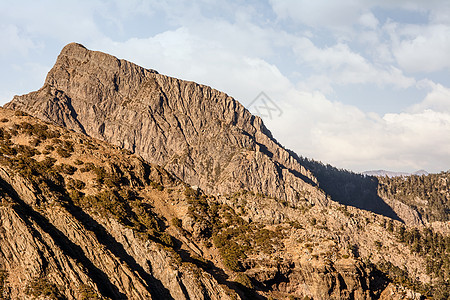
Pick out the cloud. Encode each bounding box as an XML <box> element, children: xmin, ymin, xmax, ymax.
<box><xmin>0</xmin><ymin>24</ymin><xmax>37</xmax><ymax>56</ymax></box>
<box><xmin>409</xmin><ymin>81</ymin><xmax>450</xmax><ymax>113</ymax></box>
<box><xmin>359</xmin><ymin>12</ymin><xmax>379</xmax><ymax>29</ymax></box>
<box><xmin>390</xmin><ymin>24</ymin><xmax>450</xmax><ymax>73</ymax></box>
<box><xmin>269</xmin><ymin>0</ymin><xmax>364</xmax><ymax>30</ymax></box>
<box><xmin>270</xmin><ymin>86</ymin><xmax>450</xmax><ymax>173</ymax></box>
<box><xmin>269</xmin><ymin>0</ymin><xmax>450</xmax><ymax>75</ymax></box>
<box><xmin>293</xmin><ymin>38</ymin><xmax>415</xmax><ymax>92</ymax></box>
<box><xmin>0</xmin><ymin>0</ymin><xmax>106</xmax><ymax>43</ymax></box>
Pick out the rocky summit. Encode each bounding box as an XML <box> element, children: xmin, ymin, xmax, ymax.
<box><xmin>5</xmin><ymin>43</ymin><xmax>323</xmax><ymax>206</ymax></box>
<box><xmin>1</xmin><ymin>43</ymin><xmax>449</xmax><ymax>299</ymax></box>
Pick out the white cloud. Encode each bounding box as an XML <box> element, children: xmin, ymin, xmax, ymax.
<box><xmin>358</xmin><ymin>12</ymin><xmax>379</xmax><ymax>29</ymax></box>
<box><xmin>270</xmin><ymin>86</ymin><xmax>450</xmax><ymax>173</ymax></box>
<box><xmin>293</xmin><ymin>39</ymin><xmax>415</xmax><ymax>92</ymax></box>
<box><xmin>270</xmin><ymin>0</ymin><xmax>363</xmax><ymax>30</ymax></box>
<box><xmin>409</xmin><ymin>81</ymin><xmax>450</xmax><ymax>113</ymax></box>
<box><xmin>0</xmin><ymin>0</ymin><xmax>106</xmax><ymax>43</ymax></box>
<box><xmin>391</xmin><ymin>24</ymin><xmax>450</xmax><ymax>73</ymax></box>
<box><xmin>0</xmin><ymin>24</ymin><xmax>37</xmax><ymax>56</ymax></box>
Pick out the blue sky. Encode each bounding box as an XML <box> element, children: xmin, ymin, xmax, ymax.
<box><xmin>1</xmin><ymin>0</ymin><xmax>450</xmax><ymax>173</ymax></box>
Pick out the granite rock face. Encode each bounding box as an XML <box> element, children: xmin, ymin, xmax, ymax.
<box><xmin>6</xmin><ymin>43</ymin><xmax>326</xmax><ymax>205</ymax></box>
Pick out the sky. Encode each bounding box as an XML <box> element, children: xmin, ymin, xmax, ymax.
<box><xmin>1</xmin><ymin>0</ymin><xmax>450</xmax><ymax>173</ymax></box>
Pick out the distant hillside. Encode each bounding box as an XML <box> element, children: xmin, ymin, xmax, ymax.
<box><xmin>378</xmin><ymin>172</ymin><xmax>450</xmax><ymax>223</ymax></box>
<box><xmin>363</xmin><ymin>170</ymin><xmax>429</xmax><ymax>178</ymax></box>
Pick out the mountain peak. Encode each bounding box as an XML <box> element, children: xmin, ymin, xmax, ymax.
<box><xmin>5</xmin><ymin>43</ymin><xmax>324</xmax><ymax>205</ymax></box>
<box><xmin>2</xmin><ymin>43</ymin><xmax>448</xmax><ymax>299</ymax></box>
<box><xmin>60</xmin><ymin>42</ymin><xmax>87</xmax><ymax>53</ymax></box>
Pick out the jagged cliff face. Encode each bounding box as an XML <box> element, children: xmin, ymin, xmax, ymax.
<box><xmin>3</xmin><ymin>44</ymin><xmax>449</xmax><ymax>299</ymax></box>
<box><xmin>5</xmin><ymin>43</ymin><xmax>323</xmax><ymax>205</ymax></box>
<box><xmin>0</xmin><ymin>108</ymin><xmax>429</xmax><ymax>299</ymax></box>
<box><xmin>0</xmin><ymin>109</ymin><xmax>237</xmax><ymax>300</ymax></box>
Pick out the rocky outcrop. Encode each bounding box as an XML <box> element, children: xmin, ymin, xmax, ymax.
<box><xmin>381</xmin><ymin>197</ymin><xmax>424</xmax><ymax>227</ymax></box>
<box><xmin>5</xmin><ymin>43</ymin><xmax>326</xmax><ymax>205</ymax></box>
<box><xmin>2</xmin><ymin>44</ymin><xmax>445</xmax><ymax>298</ymax></box>
<box><xmin>0</xmin><ymin>108</ymin><xmax>237</xmax><ymax>300</ymax></box>
<box><xmin>0</xmin><ymin>108</ymin><xmax>433</xmax><ymax>299</ymax></box>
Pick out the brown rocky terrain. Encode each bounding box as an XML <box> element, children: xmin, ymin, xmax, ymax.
<box><xmin>1</xmin><ymin>43</ymin><xmax>449</xmax><ymax>299</ymax></box>
<box><xmin>5</xmin><ymin>43</ymin><xmax>324</xmax><ymax>207</ymax></box>
<box><xmin>0</xmin><ymin>107</ymin><xmax>444</xmax><ymax>299</ymax></box>
<box><xmin>7</xmin><ymin>43</ymin><xmax>438</xmax><ymax>230</ymax></box>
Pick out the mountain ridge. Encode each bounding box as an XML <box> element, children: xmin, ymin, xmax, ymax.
<box><xmin>0</xmin><ymin>107</ymin><xmax>439</xmax><ymax>299</ymax></box>
<box><xmin>2</xmin><ymin>43</ymin><xmax>449</xmax><ymax>299</ymax></box>
<box><xmin>5</xmin><ymin>42</ymin><xmax>325</xmax><ymax>207</ymax></box>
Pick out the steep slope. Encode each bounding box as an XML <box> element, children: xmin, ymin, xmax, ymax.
<box><xmin>377</xmin><ymin>172</ymin><xmax>450</xmax><ymax>224</ymax></box>
<box><xmin>3</xmin><ymin>43</ymin><xmax>449</xmax><ymax>298</ymax></box>
<box><xmin>5</xmin><ymin>43</ymin><xmax>324</xmax><ymax>206</ymax></box>
<box><xmin>1</xmin><ymin>108</ymin><xmax>446</xmax><ymax>299</ymax></box>
<box><xmin>0</xmin><ymin>108</ymin><xmax>237</xmax><ymax>300</ymax></box>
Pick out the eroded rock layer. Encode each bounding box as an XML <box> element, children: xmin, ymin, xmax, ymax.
<box><xmin>5</xmin><ymin>43</ymin><xmax>323</xmax><ymax>205</ymax></box>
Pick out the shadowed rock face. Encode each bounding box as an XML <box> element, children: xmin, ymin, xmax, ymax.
<box><xmin>6</xmin><ymin>43</ymin><xmax>326</xmax><ymax>205</ymax></box>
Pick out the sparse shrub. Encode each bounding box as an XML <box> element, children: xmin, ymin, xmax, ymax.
<box><xmin>158</xmin><ymin>232</ymin><xmax>175</xmax><ymax>247</ymax></box>
<box><xmin>80</xmin><ymin>162</ymin><xmax>95</xmax><ymax>172</ymax></box>
<box><xmin>215</xmin><ymin>237</ymin><xmax>246</xmax><ymax>272</ymax></box>
<box><xmin>15</xmin><ymin>144</ymin><xmax>39</xmax><ymax>158</ymax></box>
<box><xmin>14</xmin><ymin>110</ymin><xmax>28</xmax><ymax>116</ymax></box>
<box><xmin>25</xmin><ymin>277</ymin><xmax>63</xmax><ymax>299</ymax></box>
<box><xmin>29</xmin><ymin>138</ymin><xmax>41</xmax><ymax>147</ymax></box>
<box><xmin>55</xmin><ymin>163</ymin><xmax>77</xmax><ymax>175</ymax></box>
<box><xmin>52</xmin><ymin>138</ymin><xmax>62</xmax><ymax>145</ymax></box>
<box><xmin>0</xmin><ymin>270</ymin><xmax>7</xmax><ymax>296</ymax></box>
<box><xmin>235</xmin><ymin>273</ymin><xmax>253</xmax><ymax>289</ymax></box>
<box><xmin>184</xmin><ymin>186</ymin><xmax>200</xmax><ymax>199</ymax></box>
<box><xmin>0</xmin><ymin>144</ymin><xmax>17</xmax><ymax>156</ymax></box>
<box><xmin>67</xmin><ymin>178</ymin><xmax>85</xmax><ymax>190</ymax></box>
<box><xmin>78</xmin><ymin>284</ymin><xmax>101</xmax><ymax>300</ymax></box>
<box><xmin>0</xmin><ymin>128</ymin><xmax>11</xmax><ymax>140</ymax></box>
<box><xmin>39</xmin><ymin>157</ymin><xmax>57</xmax><ymax>170</ymax></box>
<box><xmin>69</xmin><ymin>190</ymin><xmax>84</xmax><ymax>203</ymax></box>
<box><xmin>56</xmin><ymin>146</ymin><xmax>71</xmax><ymax>158</ymax></box>
<box><xmin>374</xmin><ymin>240</ymin><xmax>382</xmax><ymax>250</ymax></box>
<box><xmin>62</xmin><ymin>140</ymin><xmax>74</xmax><ymax>151</ymax></box>
<box><xmin>74</xmin><ymin>159</ymin><xmax>84</xmax><ymax>165</ymax></box>
<box><xmin>45</xmin><ymin>145</ymin><xmax>55</xmax><ymax>151</ymax></box>
<box><xmin>171</xmin><ymin>217</ymin><xmax>183</xmax><ymax>229</ymax></box>
<box><xmin>150</xmin><ymin>180</ymin><xmax>164</xmax><ymax>191</ymax></box>
<box><xmin>93</xmin><ymin>166</ymin><xmax>108</xmax><ymax>184</ymax></box>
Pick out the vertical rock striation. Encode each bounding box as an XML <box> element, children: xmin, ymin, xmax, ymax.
<box><xmin>5</xmin><ymin>43</ymin><xmax>326</xmax><ymax>205</ymax></box>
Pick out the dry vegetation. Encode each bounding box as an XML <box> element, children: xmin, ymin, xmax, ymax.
<box><xmin>0</xmin><ymin>108</ymin><xmax>448</xmax><ymax>299</ymax></box>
